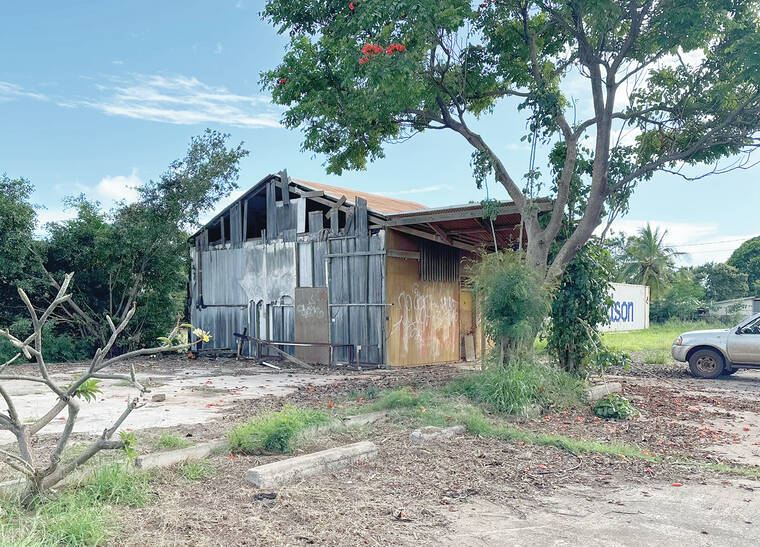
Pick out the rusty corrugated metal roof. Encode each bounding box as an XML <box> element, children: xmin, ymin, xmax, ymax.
<box><xmin>292</xmin><ymin>179</ymin><xmax>427</xmax><ymax>214</ymax></box>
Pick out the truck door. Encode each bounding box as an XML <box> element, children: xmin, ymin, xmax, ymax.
<box><xmin>727</xmin><ymin>316</ymin><xmax>760</xmax><ymax>364</ymax></box>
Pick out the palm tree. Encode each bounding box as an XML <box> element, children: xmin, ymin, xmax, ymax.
<box><xmin>621</xmin><ymin>223</ymin><xmax>683</xmax><ymax>299</ymax></box>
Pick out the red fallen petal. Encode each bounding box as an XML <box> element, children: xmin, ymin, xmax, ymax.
<box><xmin>671</xmin><ymin>483</ymin><xmax>683</xmax><ymax>487</ymax></box>
<box><xmin>538</xmin><ymin>464</ymin><xmax>547</xmax><ymax>469</ymax></box>
<box><xmin>744</xmin><ymin>427</ymin><xmax>750</xmax><ymax>431</ymax></box>
<box><xmin>518</xmin><ymin>441</ymin><xmax>525</xmax><ymax>445</ymax></box>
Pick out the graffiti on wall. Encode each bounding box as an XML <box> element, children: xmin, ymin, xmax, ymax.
<box><xmin>390</xmin><ymin>283</ymin><xmax>458</xmax><ymax>360</ymax></box>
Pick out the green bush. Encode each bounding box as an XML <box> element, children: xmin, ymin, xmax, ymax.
<box><xmin>641</xmin><ymin>349</ymin><xmax>669</xmax><ymax>365</ymax></box>
<box><xmin>0</xmin><ymin>318</ymin><xmax>91</xmax><ymax>364</ymax></box>
<box><xmin>228</xmin><ymin>406</ymin><xmax>330</xmax><ymax>454</ymax></box>
<box><xmin>593</xmin><ymin>394</ymin><xmax>638</xmax><ymax>420</ymax></box>
<box><xmin>466</xmin><ymin>250</ymin><xmax>548</xmax><ymax>354</ymax></box>
<box><xmin>447</xmin><ymin>356</ymin><xmax>585</xmax><ymax>415</ymax></box>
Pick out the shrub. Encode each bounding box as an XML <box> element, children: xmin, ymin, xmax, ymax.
<box><xmin>593</xmin><ymin>394</ymin><xmax>638</xmax><ymax>420</ymax></box>
<box><xmin>448</xmin><ymin>356</ymin><xmax>585</xmax><ymax>415</ymax></box>
<box><xmin>228</xmin><ymin>406</ymin><xmax>330</xmax><ymax>454</ymax></box>
<box><xmin>465</xmin><ymin>250</ymin><xmax>548</xmax><ymax>357</ymax></box>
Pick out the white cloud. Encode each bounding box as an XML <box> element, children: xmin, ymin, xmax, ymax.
<box><xmin>601</xmin><ymin>219</ymin><xmax>760</xmax><ymax>266</ymax></box>
<box><xmin>0</xmin><ymin>82</ymin><xmax>48</xmax><ymax>102</ymax></box>
<box><xmin>95</xmin><ymin>169</ymin><xmax>142</xmax><ymax>203</ymax></box>
<box><xmin>112</xmin><ymin>60</ymin><xmax>124</xmax><ymax>65</ymax></box>
<box><xmin>83</xmin><ymin>73</ymin><xmax>282</xmax><ymax>128</ymax></box>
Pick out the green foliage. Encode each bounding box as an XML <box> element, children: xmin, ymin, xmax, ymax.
<box><xmin>695</xmin><ymin>262</ymin><xmax>749</xmax><ymax>302</ymax></box>
<box><xmin>42</xmin><ymin>130</ymin><xmax>247</xmax><ymax>354</ymax></box>
<box><xmin>466</xmin><ymin>251</ymin><xmax>548</xmax><ymax>352</ymax></box>
<box><xmin>447</xmin><ymin>355</ymin><xmax>585</xmax><ymax>415</ymax></box>
<box><xmin>82</xmin><ymin>464</ymin><xmax>153</xmax><ymax>507</ymax></box>
<box><xmin>728</xmin><ymin>236</ymin><xmax>760</xmax><ymax>294</ymax></box>
<box><xmin>67</xmin><ymin>378</ymin><xmax>102</xmax><ymax>403</ymax></box>
<box><xmin>177</xmin><ymin>459</ymin><xmax>216</xmax><ymax>481</ymax></box>
<box><xmin>0</xmin><ymin>317</ymin><xmax>91</xmax><ymax>364</ymax></box>
<box><xmin>119</xmin><ymin>431</ymin><xmax>138</xmax><ymax>462</ymax></box>
<box><xmin>547</xmin><ymin>242</ymin><xmax>614</xmax><ymax>372</ymax></box>
<box><xmin>263</xmin><ymin>0</ymin><xmax>760</xmax><ymax>282</ymax></box>
<box><xmin>593</xmin><ymin>394</ymin><xmax>639</xmax><ymax>420</ymax></box>
<box><xmin>620</xmin><ymin>224</ymin><xmax>680</xmax><ymax>299</ymax></box>
<box><xmin>227</xmin><ymin>406</ymin><xmax>330</xmax><ymax>454</ymax></box>
<box><xmin>155</xmin><ymin>433</ymin><xmax>193</xmax><ymax>451</ymax></box>
<box><xmin>650</xmin><ymin>269</ymin><xmax>706</xmax><ymax>322</ymax></box>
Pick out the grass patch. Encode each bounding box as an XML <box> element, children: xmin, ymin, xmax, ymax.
<box><xmin>602</xmin><ymin>320</ymin><xmax>725</xmax><ymax>353</ymax></box>
<box><xmin>345</xmin><ymin>385</ymin><xmax>381</xmax><ymax>402</ymax></box>
<box><xmin>155</xmin><ymin>433</ymin><xmax>193</xmax><ymax>451</ymax></box>
<box><xmin>177</xmin><ymin>459</ymin><xmax>215</xmax><ymax>481</ymax></box>
<box><xmin>641</xmin><ymin>349</ymin><xmax>670</xmax><ymax>365</ymax></box>
<box><xmin>446</xmin><ymin>359</ymin><xmax>585</xmax><ymax>415</ymax></box>
<box><xmin>228</xmin><ymin>405</ymin><xmax>330</xmax><ymax>454</ymax></box>
<box><xmin>80</xmin><ymin>463</ymin><xmax>153</xmax><ymax>507</ymax></box>
<box><xmin>38</xmin><ymin>493</ymin><xmax>114</xmax><ymax>546</ymax></box>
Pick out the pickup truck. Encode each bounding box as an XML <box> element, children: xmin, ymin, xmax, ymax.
<box><xmin>672</xmin><ymin>313</ymin><xmax>760</xmax><ymax>378</ymax></box>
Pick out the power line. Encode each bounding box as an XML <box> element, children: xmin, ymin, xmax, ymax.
<box><xmin>670</xmin><ymin>237</ymin><xmax>757</xmax><ymax>249</ymax></box>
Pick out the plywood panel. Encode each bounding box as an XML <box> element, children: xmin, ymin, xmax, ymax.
<box><xmin>295</xmin><ymin>287</ymin><xmax>330</xmax><ymax>363</ymax></box>
<box><xmin>386</xmin><ymin>255</ymin><xmax>459</xmax><ymax>367</ymax></box>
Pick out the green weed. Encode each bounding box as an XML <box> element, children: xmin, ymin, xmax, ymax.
<box><xmin>228</xmin><ymin>406</ymin><xmax>330</xmax><ymax>454</ymax></box>
<box><xmin>155</xmin><ymin>433</ymin><xmax>193</xmax><ymax>451</ymax></box>
<box><xmin>641</xmin><ymin>349</ymin><xmax>670</xmax><ymax>364</ymax></box>
<box><xmin>177</xmin><ymin>459</ymin><xmax>215</xmax><ymax>481</ymax></box>
<box><xmin>446</xmin><ymin>358</ymin><xmax>585</xmax><ymax>415</ymax></box>
<box><xmin>602</xmin><ymin>320</ymin><xmax>725</xmax><ymax>353</ymax></box>
<box><xmin>81</xmin><ymin>463</ymin><xmax>152</xmax><ymax>507</ymax></box>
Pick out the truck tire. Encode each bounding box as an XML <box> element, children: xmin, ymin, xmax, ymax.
<box><xmin>721</xmin><ymin>367</ymin><xmax>739</xmax><ymax>376</ymax></box>
<box><xmin>689</xmin><ymin>349</ymin><xmax>724</xmax><ymax>379</ymax></box>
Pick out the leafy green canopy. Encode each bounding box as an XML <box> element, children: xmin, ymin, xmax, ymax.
<box><xmin>728</xmin><ymin>236</ymin><xmax>760</xmax><ymax>294</ymax></box>
<box><xmin>41</xmin><ymin>130</ymin><xmax>248</xmax><ymax>352</ymax></box>
<box><xmin>620</xmin><ymin>223</ymin><xmax>680</xmax><ymax>299</ymax></box>
<box><xmin>263</xmin><ymin>0</ymin><xmax>760</xmax><ymax>281</ymax></box>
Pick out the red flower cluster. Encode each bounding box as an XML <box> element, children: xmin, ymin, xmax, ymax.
<box><xmin>359</xmin><ymin>42</ymin><xmax>406</xmax><ymax>64</ymax></box>
<box><xmin>278</xmin><ymin>77</ymin><xmax>286</xmax><ymax>84</ymax></box>
<box><xmin>349</xmin><ymin>2</ymin><xmax>356</xmax><ymax>9</ymax></box>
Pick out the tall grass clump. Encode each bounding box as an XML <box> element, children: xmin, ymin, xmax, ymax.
<box><xmin>81</xmin><ymin>463</ymin><xmax>153</xmax><ymax>507</ymax></box>
<box><xmin>228</xmin><ymin>406</ymin><xmax>330</xmax><ymax>454</ymax></box>
<box><xmin>155</xmin><ymin>433</ymin><xmax>193</xmax><ymax>450</ymax></box>
<box><xmin>448</xmin><ymin>355</ymin><xmax>585</xmax><ymax>415</ymax></box>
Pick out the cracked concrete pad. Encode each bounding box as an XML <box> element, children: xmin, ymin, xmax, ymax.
<box><xmin>437</xmin><ymin>480</ymin><xmax>760</xmax><ymax>546</ymax></box>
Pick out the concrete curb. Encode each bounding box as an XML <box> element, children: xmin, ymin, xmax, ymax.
<box><xmin>341</xmin><ymin>410</ymin><xmax>389</xmax><ymax>427</ymax></box>
<box><xmin>135</xmin><ymin>440</ymin><xmax>228</xmax><ymax>470</ymax></box>
<box><xmin>245</xmin><ymin>441</ymin><xmax>378</xmax><ymax>489</ymax></box>
<box><xmin>585</xmin><ymin>382</ymin><xmax>623</xmax><ymax>403</ymax></box>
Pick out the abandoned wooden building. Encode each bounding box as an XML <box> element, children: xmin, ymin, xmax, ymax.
<box><xmin>188</xmin><ymin>171</ymin><xmax>551</xmax><ymax>367</ymax></box>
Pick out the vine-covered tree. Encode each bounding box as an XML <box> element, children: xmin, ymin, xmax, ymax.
<box><xmin>262</xmin><ymin>0</ymin><xmax>760</xmax><ymax>283</ymax></box>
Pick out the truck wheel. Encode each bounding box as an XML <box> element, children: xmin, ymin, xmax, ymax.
<box><xmin>689</xmin><ymin>349</ymin><xmax>724</xmax><ymax>379</ymax></box>
<box><xmin>722</xmin><ymin>368</ymin><xmax>739</xmax><ymax>376</ymax></box>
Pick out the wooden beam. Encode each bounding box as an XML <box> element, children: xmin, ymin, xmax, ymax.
<box><xmin>390</xmin><ymin>226</ymin><xmax>476</xmax><ymax>252</ymax></box>
<box><xmin>383</xmin><ymin>201</ymin><xmax>552</xmax><ymax>227</ymax></box>
<box><xmin>279</xmin><ymin>170</ymin><xmax>290</xmax><ymax>206</ymax></box>
<box><xmin>387</xmin><ymin>250</ymin><xmax>420</xmax><ymax>260</ymax></box>
<box><xmin>295</xmin><ymin>190</ymin><xmax>325</xmax><ymax>198</ymax></box>
<box><xmin>427</xmin><ymin>223</ymin><xmax>452</xmax><ymax>245</ymax></box>
<box><xmin>324</xmin><ymin>195</ymin><xmax>347</xmax><ymax>218</ymax></box>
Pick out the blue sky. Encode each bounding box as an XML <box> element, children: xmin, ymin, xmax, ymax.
<box><xmin>1</xmin><ymin>1</ymin><xmax>758</xmax><ymax>265</ymax></box>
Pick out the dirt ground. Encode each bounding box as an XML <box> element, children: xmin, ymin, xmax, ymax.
<box><xmin>4</xmin><ymin>354</ymin><xmax>760</xmax><ymax>545</ymax></box>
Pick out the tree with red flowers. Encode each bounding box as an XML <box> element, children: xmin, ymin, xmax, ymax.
<box><xmin>262</xmin><ymin>1</ymin><xmax>760</xmax><ymax>284</ymax></box>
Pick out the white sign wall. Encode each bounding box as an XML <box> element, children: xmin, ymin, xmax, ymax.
<box><xmin>600</xmin><ymin>282</ymin><xmax>650</xmax><ymax>332</ymax></box>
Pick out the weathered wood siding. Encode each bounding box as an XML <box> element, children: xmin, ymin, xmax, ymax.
<box><xmin>385</xmin><ymin>230</ymin><xmax>460</xmax><ymax>366</ymax></box>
